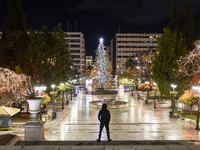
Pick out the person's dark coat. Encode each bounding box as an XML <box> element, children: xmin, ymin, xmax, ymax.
<box><xmin>98</xmin><ymin>104</ymin><xmax>110</xmax><ymax>124</ymax></box>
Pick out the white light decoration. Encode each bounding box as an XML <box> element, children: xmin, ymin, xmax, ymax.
<box><xmin>41</xmin><ymin>86</ymin><xmax>47</xmax><ymax>91</ymax></box>
<box><xmin>0</xmin><ymin>67</ymin><xmax>30</xmax><ymax>105</ymax></box>
<box><xmin>192</xmin><ymin>86</ymin><xmax>200</xmax><ymax>91</ymax></box>
<box><xmin>51</xmin><ymin>84</ymin><xmax>55</xmax><ymax>89</ymax></box>
<box><xmin>171</xmin><ymin>84</ymin><xmax>177</xmax><ymax>89</ymax></box>
<box><xmin>99</xmin><ymin>37</ymin><xmax>104</xmax><ymax>43</ymax></box>
<box><xmin>90</xmin><ymin>37</ymin><xmax>112</xmax><ymax>90</ymax></box>
<box><xmin>178</xmin><ymin>40</ymin><xmax>200</xmax><ymax>76</ymax></box>
<box><xmin>34</xmin><ymin>87</ymin><xmax>40</xmax><ymax>91</ymax></box>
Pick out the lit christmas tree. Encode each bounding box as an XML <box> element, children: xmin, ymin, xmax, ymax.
<box><xmin>90</xmin><ymin>38</ymin><xmax>112</xmax><ymax>90</ymax></box>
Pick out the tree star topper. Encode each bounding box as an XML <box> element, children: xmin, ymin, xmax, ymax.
<box><xmin>99</xmin><ymin>37</ymin><xmax>104</xmax><ymax>43</ymax></box>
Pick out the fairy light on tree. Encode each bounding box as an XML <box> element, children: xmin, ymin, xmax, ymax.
<box><xmin>90</xmin><ymin>38</ymin><xmax>112</xmax><ymax>90</ymax></box>
<box><xmin>177</xmin><ymin>40</ymin><xmax>200</xmax><ymax>77</ymax></box>
<box><xmin>0</xmin><ymin>67</ymin><xmax>30</xmax><ymax>105</ymax></box>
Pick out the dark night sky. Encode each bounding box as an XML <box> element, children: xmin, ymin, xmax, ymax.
<box><xmin>0</xmin><ymin>0</ymin><xmax>200</xmax><ymax>56</ymax></box>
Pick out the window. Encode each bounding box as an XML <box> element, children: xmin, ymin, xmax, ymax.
<box><xmin>69</xmin><ymin>34</ymin><xmax>80</xmax><ymax>37</ymax></box>
<box><xmin>72</xmin><ymin>55</ymin><xmax>80</xmax><ymax>58</ymax></box>
<box><xmin>118</xmin><ymin>46</ymin><xmax>156</xmax><ymax>48</ymax></box>
<box><xmin>70</xmin><ymin>44</ymin><xmax>80</xmax><ymax>48</ymax></box>
<box><xmin>71</xmin><ymin>50</ymin><xmax>80</xmax><ymax>53</ymax></box>
<box><xmin>70</xmin><ymin>39</ymin><xmax>80</xmax><ymax>43</ymax></box>
<box><xmin>117</xmin><ymin>41</ymin><xmax>157</xmax><ymax>43</ymax></box>
<box><xmin>74</xmin><ymin>60</ymin><xmax>80</xmax><ymax>63</ymax></box>
<box><xmin>117</xmin><ymin>36</ymin><xmax>150</xmax><ymax>38</ymax></box>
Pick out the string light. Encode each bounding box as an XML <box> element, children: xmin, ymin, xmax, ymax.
<box><xmin>90</xmin><ymin>38</ymin><xmax>112</xmax><ymax>90</ymax></box>
<box><xmin>177</xmin><ymin>40</ymin><xmax>200</xmax><ymax>76</ymax></box>
<box><xmin>0</xmin><ymin>67</ymin><xmax>30</xmax><ymax>105</ymax></box>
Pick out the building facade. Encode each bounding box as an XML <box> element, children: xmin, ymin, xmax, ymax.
<box><xmin>86</xmin><ymin>56</ymin><xmax>93</xmax><ymax>68</ymax></box>
<box><xmin>111</xmin><ymin>33</ymin><xmax>161</xmax><ymax>75</ymax></box>
<box><xmin>65</xmin><ymin>32</ymin><xmax>85</xmax><ymax>74</ymax></box>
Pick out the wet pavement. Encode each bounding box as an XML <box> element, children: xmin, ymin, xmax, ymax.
<box><xmin>1</xmin><ymin>89</ymin><xmax>200</xmax><ymax>141</ymax></box>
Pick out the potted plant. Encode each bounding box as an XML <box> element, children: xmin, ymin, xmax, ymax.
<box><xmin>25</xmin><ymin>85</ymin><xmax>43</xmax><ymax>121</ymax></box>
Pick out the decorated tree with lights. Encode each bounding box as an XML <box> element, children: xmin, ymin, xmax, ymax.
<box><xmin>176</xmin><ymin>40</ymin><xmax>200</xmax><ymax>96</ymax></box>
<box><xmin>90</xmin><ymin>38</ymin><xmax>112</xmax><ymax>90</ymax></box>
<box><xmin>0</xmin><ymin>67</ymin><xmax>30</xmax><ymax>106</ymax></box>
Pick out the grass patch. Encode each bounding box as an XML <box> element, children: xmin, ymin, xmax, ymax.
<box><xmin>148</xmin><ymin>96</ymin><xmax>171</xmax><ymax>100</ymax></box>
<box><xmin>176</xmin><ymin>111</ymin><xmax>198</xmax><ymax>121</ymax></box>
<box><xmin>91</xmin><ymin>91</ymin><xmax>118</xmax><ymax>95</ymax></box>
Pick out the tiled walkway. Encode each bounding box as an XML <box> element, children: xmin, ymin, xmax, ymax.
<box><xmin>2</xmin><ymin>90</ymin><xmax>200</xmax><ymax>141</ymax></box>
<box><xmin>44</xmin><ymin>90</ymin><xmax>200</xmax><ymax>141</ymax></box>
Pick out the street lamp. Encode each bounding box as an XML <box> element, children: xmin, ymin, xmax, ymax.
<box><xmin>138</xmin><ymin>80</ymin><xmax>141</xmax><ymax>100</ymax></box>
<box><xmin>145</xmin><ymin>81</ymin><xmax>150</xmax><ymax>104</ymax></box>
<box><xmin>65</xmin><ymin>82</ymin><xmax>69</xmax><ymax>105</ymax></box>
<box><xmin>61</xmin><ymin>83</ymin><xmax>64</xmax><ymax>109</ymax></box>
<box><xmin>192</xmin><ymin>86</ymin><xmax>200</xmax><ymax>130</ymax></box>
<box><xmin>132</xmin><ymin>86</ymin><xmax>134</xmax><ymax>96</ymax></box>
<box><xmin>51</xmin><ymin>84</ymin><xmax>56</xmax><ymax>119</ymax></box>
<box><xmin>171</xmin><ymin>84</ymin><xmax>177</xmax><ymax>117</ymax></box>
<box><xmin>153</xmin><ymin>83</ymin><xmax>157</xmax><ymax>109</ymax></box>
<box><xmin>123</xmin><ymin>79</ymin><xmax>127</xmax><ymax>92</ymax></box>
<box><xmin>71</xmin><ymin>87</ymin><xmax>72</xmax><ymax>101</ymax></box>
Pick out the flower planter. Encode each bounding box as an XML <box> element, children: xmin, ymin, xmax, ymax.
<box><xmin>27</xmin><ymin>98</ymin><xmax>42</xmax><ymax>121</ymax></box>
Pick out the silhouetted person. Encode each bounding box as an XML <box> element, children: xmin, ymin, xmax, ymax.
<box><xmin>97</xmin><ymin>104</ymin><xmax>111</xmax><ymax>142</ymax></box>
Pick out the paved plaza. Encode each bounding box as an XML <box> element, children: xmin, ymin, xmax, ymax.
<box><xmin>1</xmin><ymin>89</ymin><xmax>200</xmax><ymax>141</ymax></box>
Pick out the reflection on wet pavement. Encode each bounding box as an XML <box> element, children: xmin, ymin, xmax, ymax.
<box><xmin>2</xmin><ymin>90</ymin><xmax>200</xmax><ymax>141</ymax></box>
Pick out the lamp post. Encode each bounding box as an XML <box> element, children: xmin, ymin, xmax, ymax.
<box><xmin>51</xmin><ymin>84</ymin><xmax>56</xmax><ymax>119</ymax></box>
<box><xmin>132</xmin><ymin>86</ymin><xmax>134</xmax><ymax>96</ymax></box>
<box><xmin>171</xmin><ymin>84</ymin><xmax>177</xmax><ymax>117</ymax></box>
<box><xmin>71</xmin><ymin>88</ymin><xmax>72</xmax><ymax>101</ymax></box>
<box><xmin>153</xmin><ymin>83</ymin><xmax>157</xmax><ymax>109</ymax></box>
<box><xmin>145</xmin><ymin>81</ymin><xmax>150</xmax><ymax>104</ymax></box>
<box><xmin>192</xmin><ymin>86</ymin><xmax>200</xmax><ymax>130</ymax></box>
<box><xmin>65</xmin><ymin>82</ymin><xmax>69</xmax><ymax>105</ymax></box>
<box><xmin>137</xmin><ymin>80</ymin><xmax>141</xmax><ymax>100</ymax></box>
<box><xmin>61</xmin><ymin>83</ymin><xmax>64</xmax><ymax>109</ymax></box>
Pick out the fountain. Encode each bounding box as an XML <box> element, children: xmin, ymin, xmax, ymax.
<box><xmin>89</xmin><ymin>99</ymin><xmax>128</xmax><ymax>109</ymax></box>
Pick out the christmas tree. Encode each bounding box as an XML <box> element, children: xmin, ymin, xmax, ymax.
<box><xmin>90</xmin><ymin>38</ymin><xmax>112</xmax><ymax>90</ymax></box>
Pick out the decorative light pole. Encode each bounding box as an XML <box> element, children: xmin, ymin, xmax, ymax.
<box><xmin>61</xmin><ymin>83</ymin><xmax>64</xmax><ymax>109</ymax></box>
<box><xmin>171</xmin><ymin>84</ymin><xmax>177</xmax><ymax>117</ymax></box>
<box><xmin>71</xmin><ymin>87</ymin><xmax>73</xmax><ymax>100</ymax></box>
<box><xmin>137</xmin><ymin>80</ymin><xmax>141</xmax><ymax>100</ymax></box>
<box><xmin>192</xmin><ymin>86</ymin><xmax>200</xmax><ymax>130</ymax></box>
<box><xmin>123</xmin><ymin>79</ymin><xmax>127</xmax><ymax>92</ymax></box>
<box><xmin>65</xmin><ymin>82</ymin><xmax>69</xmax><ymax>105</ymax></box>
<box><xmin>153</xmin><ymin>83</ymin><xmax>157</xmax><ymax>109</ymax></box>
<box><xmin>145</xmin><ymin>81</ymin><xmax>150</xmax><ymax>104</ymax></box>
<box><xmin>132</xmin><ymin>86</ymin><xmax>134</xmax><ymax>96</ymax></box>
<box><xmin>51</xmin><ymin>84</ymin><xmax>56</xmax><ymax>119</ymax></box>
